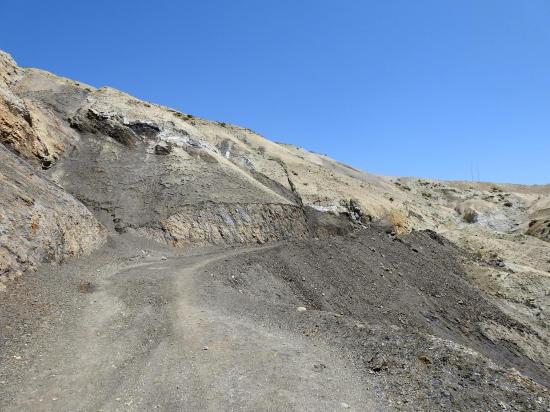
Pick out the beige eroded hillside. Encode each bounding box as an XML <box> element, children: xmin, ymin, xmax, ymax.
<box><xmin>4</xmin><ymin>48</ymin><xmax>548</xmax><ymax>301</ymax></box>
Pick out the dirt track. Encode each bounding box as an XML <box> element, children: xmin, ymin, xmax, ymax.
<box><xmin>0</xmin><ymin>235</ymin><xmax>381</xmax><ymax>411</ymax></box>
<box><xmin>1</xmin><ymin>229</ymin><xmax>548</xmax><ymax>411</ymax></box>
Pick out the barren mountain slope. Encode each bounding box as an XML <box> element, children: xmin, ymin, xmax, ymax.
<box><xmin>7</xmin><ymin>49</ymin><xmax>547</xmax><ymax>345</ymax></box>
<box><xmin>3</xmin><ymin>50</ymin><xmax>550</xmax><ymax>243</ymax></box>
<box><xmin>0</xmin><ymin>50</ymin><xmax>549</xmax><ymax>410</ymax></box>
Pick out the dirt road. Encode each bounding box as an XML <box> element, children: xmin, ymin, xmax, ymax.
<box><xmin>2</xmin><ymin>230</ymin><xmax>548</xmax><ymax>411</ymax></box>
<box><xmin>0</xmin><ymin>236</ymin><xmax>379</xmax><ymax>411</ymax></box>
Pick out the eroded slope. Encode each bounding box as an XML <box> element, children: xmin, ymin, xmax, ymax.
<box><xmin>203</xmin><ymin>228</ymin><xmax>549</xmax><ymax>409</ymax></box>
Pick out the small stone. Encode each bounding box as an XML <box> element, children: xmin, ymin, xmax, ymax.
<box><xmin>6</xmin><ymin>271</ymin><xmax>19</xmax><ymax>281</ymax></box>
<box><xmin>79</xmin><ymin>280</ymin><xmax>93</xmax><ymax>293</ymax></box>
<box><xmin>154</xmin><ymin>141</ymin><xmax>172</xmax><ymax>155</ymax></box>
<box><xmin>296</xmin><ymin>306</ymin><xmax>307</xmax><ymax>312</ymax></box>
<box><xmin>313</xmin><ymin>363</ymin><xmax>327</xmax><ymax>371</ymax></box>
<box><xmin>418</xmin><ymin>355</ymin><xmax>432</xmax><ymax>365</ymax></box>
<box><xmin>18</xmin><ymin>194</ymin><xmax>35</xmax><ymax>205</ymax></box>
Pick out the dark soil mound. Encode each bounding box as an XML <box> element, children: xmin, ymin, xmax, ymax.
<box><xmin>204</xmin><ymin>227</ymin><xmax>549</xmax><ymax>410</ymax></box>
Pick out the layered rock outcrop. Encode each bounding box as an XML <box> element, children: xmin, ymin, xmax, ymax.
<box><xmin>0</xmin><ymin>145</ymin><xmax>106</xmax><ymax>288</ymax></box>
<box><xmin>0</xmin><ymin>51</ymin><xmax>107</xmax><ymax>285</ymax></box>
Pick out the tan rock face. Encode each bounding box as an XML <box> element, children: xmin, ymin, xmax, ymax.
<box><xmin>160</xmin><ymin>203</ymin><xmax>310</xmax><ymax>246</ymax></box>
<box><xmin>0</xmin><ymin>78</ymin><xmax>38</xmax><ymax>158</ymax></box>
<box><xmin>0</xmin><ymin>96</ymin><xmax>41</xmax><ymax>162</ymax></box>
<box><xmin>525</xmin><ymin>195</ymin><xmax>550</xmax><ymax>242</ymax></box>
<box><xmin>527</xmin><ymin>213</ymin><xmax>550</xmax><ymax>242</ymax></box>
<box><xmin>0</xmin><ymin>145</ymin><xmax>107</xmax><ymax>282</ymax></box>
<box><xmin>0</xmin><ymin>50</ymin><xmax>20</xmax><ymax>86</ymax></box>
<box><xmin>0</xmin><ymin>52</ymin><xmax>77</xmax><ymax>167</ymax></box>
<box><xmin>0</xmin><ymin>51</ymin><xmax>108</xmax><ymax>285</ymax></box>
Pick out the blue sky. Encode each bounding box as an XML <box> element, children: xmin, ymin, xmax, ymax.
<box><xmin>1</xmin><ymin>1</ymin><xmax>549</xmax><ymax>184</ymax></box>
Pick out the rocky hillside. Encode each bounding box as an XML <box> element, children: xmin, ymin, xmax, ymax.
<box><xmin>1</xmin><ymin>46</ymin><xmax>549</xmax><ymax>321</ymax></box>
<box><xmin>0</xmin><ymin>52</ymin><xmax>107</xmax><ymax>285</ymax></box>
<box><xmin>0</xmin><ymin>50</ymin><xmax>548</xmax><ymax>409</ymax></box>
<box><xmin>1</xmin><ymin>49</ymin><xmax>549</xmax><ymax>289</ymax></box>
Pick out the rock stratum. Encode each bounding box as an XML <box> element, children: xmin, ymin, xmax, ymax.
<box><xmin>0</xmin><ymin>50</ymin><xmax>549</xmax><ymax>410</ymax></box>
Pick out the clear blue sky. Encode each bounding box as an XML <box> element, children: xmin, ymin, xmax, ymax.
<box><xmin>1</xmin><ymin>1</ymin><xmax>549</xmax><ymax>184</ymax></box>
